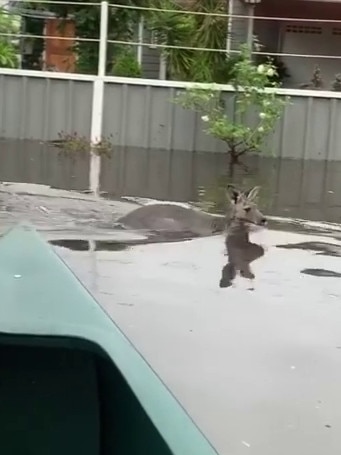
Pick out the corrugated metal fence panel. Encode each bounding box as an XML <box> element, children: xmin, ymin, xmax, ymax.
<box><xmin>102</xmin><ymin>83</ymin><xmax>341</xmax><ymax>160</ymax></box>
<box><xmin>0</xmin><ymin>76</ymin><xmax>93</xmax><ymax>141</ymax></box>
<box><xmin>2</xmin><ymin>74</ymin><xmax>341</xmax><ymax>161</ymax></box>
<box><xmin>103</xmin><ymin>83</ymin><xmax>229</xmax><ymax>152</ymax></box>
<box><xmin>278</xmin><ymin>96</ymin><xmax>341</xmax><ymax>160</ymax></box>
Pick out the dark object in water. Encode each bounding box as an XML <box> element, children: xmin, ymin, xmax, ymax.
<box><xmin>301</xmin><ymin>268</ymin><xmax>341</xmax><ymax>278</ymax></box>
<box><xmin>50</xmin><ymin>239</ymin><xmax>129</xmax><ymax>252</ymax></box>
<box><xmin>0</xmin><ymin>224</ymin><xmax>218</xmax><ymax>455</ymax></box>
<box><xmin>276</xmin><ymin>241</ymin><xmax>341</xmax><ymax>257</ymax></box>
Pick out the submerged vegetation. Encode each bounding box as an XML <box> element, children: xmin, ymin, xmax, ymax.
<box><xmin>51</xmin><ymin>131</ymin><xmax>113</xmax><ymax>161</ymax></box>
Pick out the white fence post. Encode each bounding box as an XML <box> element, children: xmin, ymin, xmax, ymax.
<box><xmin>137</xmin><ymin>15</ymin><xmax>144</xmax><ymax>65</ymax></box>
<box><xmin>89</xmin><ymin>0</ymin><xmax>109</xmax><ymax>196</ymax></box>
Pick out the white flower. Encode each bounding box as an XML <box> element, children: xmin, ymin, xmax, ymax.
<box><xmin>201</xmin><ymin>115</ymin><xmax>209</xmax><ymax>122</ymax></box>
<box><xmin>257</xmin><ymin>64</ymin><xmax>265</xmax><ymax>74</ymax></box>
<box><xmin>259</xmin><ymin>112</ymin><xmax>267</xmax><ymax>119</ymax></box>
<box><xmin>257</xmin><ymin>126</ymin><xmax>265</xmax><ymax>133</ymax></box>
<box><xmin>262</xmin><ymin>100</ymin><xmax>271</xmax><ymax>107</ymax></box>
<box><xmin>266</xmin><ymin>68</ymin><xmax>275</xmax><ymax>77</ymax></box>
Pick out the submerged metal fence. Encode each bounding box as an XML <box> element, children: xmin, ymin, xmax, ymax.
<box><xmin>1</xmin><ymin>70</ymin><xmax>341</xmax><ymax>157</ymax></box>
<box><xmin>1</xmin><ymin>1</ymin><xmax>341</xmax><ymax>194</ymax></box>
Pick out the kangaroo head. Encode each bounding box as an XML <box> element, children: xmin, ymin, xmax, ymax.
<box><xmin>227</xmin><ymin>185</ymin><xmax>267</xmax><ymax>227</ymax></box>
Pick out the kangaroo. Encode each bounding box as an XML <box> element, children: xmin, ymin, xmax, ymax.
<box><xmin>219</xmin><ymin>185</ymin><xmax>267</xmax><ymax>289</ymax></box>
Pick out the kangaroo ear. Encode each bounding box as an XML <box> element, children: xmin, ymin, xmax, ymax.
<box><xmin>226</xmin><ymin>185</ymin><xmax>241</xmax><ymax>204</ymax></box>
<box><xmin>244</xmin><ymin>186</ymin><xmax>260</xmax><ymax>201</ymax></box>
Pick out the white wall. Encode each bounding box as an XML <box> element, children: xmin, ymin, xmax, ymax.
<box><xmin>281</xmin><ymin>22</ymin><xmax>341</xmax><ymax>88</ymax></box>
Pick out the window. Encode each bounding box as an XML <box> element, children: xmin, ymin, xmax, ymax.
<box><xmin>285</xmin><ymin>25</ymin><xmax>322</xmax><ymax>35</ymax></box>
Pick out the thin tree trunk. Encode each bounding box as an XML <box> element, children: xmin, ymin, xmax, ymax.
<box><xmin>228</xmin><ymin>147</ymin><xmax>249</xmax><ymax>175</ymax></box>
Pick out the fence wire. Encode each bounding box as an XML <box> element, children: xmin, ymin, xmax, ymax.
<box><xmin>0</xmin><ymin>0</ymin><xmax>341</xmax><ymax>87</ymax></box>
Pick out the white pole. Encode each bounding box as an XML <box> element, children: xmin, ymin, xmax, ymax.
<box><xmin>226</xmin><ymin>0</ymin><xmax>233</xmax><ymax>55</ymax></box>
<box><xmin>137</xmin><ymin>15</ymin><xmax>144</xmax><ymax>65</ymax></box>
<box><xmin>247</xmin><ymin>4</ymin><xmax>255</xmax><ymax>52</ymax></box>
<box><xmin>88</xmin><ymin>240</ymin><xmax>98</xmax><ymax>293</ymax></box>
<box><xmin>97</xmin><ymin>1</ymin><xmax>109</xmax><ymax>79</ymax></box>
<box><xmin>89</xmin><ymin>0</ymin><xmax>108</xmax><ymax>196</ymax></box>
<box><xmin>159</xmin><ymin>55</ymin><xmax>167</xmax><ymax>79</ymax></box>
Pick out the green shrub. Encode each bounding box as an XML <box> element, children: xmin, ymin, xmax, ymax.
<box><xmin>111</xmin><ymin>49</ymin><xmax>142</xmax><ymax>78</ymax></box>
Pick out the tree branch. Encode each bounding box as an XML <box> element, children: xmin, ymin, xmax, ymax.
<box><xmin>236</xmin><ymin>145</ymin><xmax>257</xmax><ymax>157</ymax></box>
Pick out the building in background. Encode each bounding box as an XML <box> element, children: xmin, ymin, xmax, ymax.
<box><xmin>138</xmin><ymin>0</ymin><xmax>341</xmax><ymax>89</ymax></box>
<box><xmin>4</xmin><ymin>0</ymin><xmax>341</xmax><ymax>87</ymax></box>
<box><xmin>246</xmin><ymin>0</ymin><xmax>341</xmax><ymax>88</ymax></box>
<box><xmin>44</xmin><ymin>17</ymin><xmax>75</xmax><ymax>72</ymax></box>
<box><xmin>7</xmin><ymin>1</ymin><xmax>75</xmax><ymax>72</ymax></box>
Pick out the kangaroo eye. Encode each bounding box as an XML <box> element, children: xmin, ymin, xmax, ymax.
<box><xmin>245</xmin><ymin>207</ymin><xmax>251</xmax><ymax>213</ymax></box>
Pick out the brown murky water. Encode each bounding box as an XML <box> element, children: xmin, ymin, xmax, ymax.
<box><xmin>1</xmin><ymin>139</ymin><xmax>341</xmax><ymax>224</ymax></box>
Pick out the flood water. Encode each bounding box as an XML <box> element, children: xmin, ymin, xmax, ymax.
<box><xmin>2</xmin><ymin>140</ymin><xmax>341</xmax><ymax>455</ymax></box>
<box><xmin>1</xmin><ymin>139</ymin><xmax>341</xmax><ymax>224</ymax></box>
